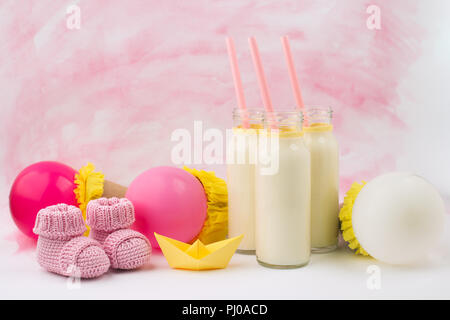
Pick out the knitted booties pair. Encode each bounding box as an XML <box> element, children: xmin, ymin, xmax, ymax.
<box><xmin>34</xmin><ymin>198</ymin><xmax>151</xmax><ymax>279</ymax></box>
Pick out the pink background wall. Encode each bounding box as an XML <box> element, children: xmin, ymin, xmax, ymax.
<box><xmin>1</xmin><ymin>1</ymin><xmax>449</xmax><ymax>242</ymax></box>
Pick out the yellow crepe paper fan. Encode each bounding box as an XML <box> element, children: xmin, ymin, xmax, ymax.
<box><xmin>339</xmin><ymin>181</ymin><xmax>370</xmax><ymax>256</ymax></box>
<box><xmin>74</xmin><ymin>163</ymin><xmax>105</xmax><ymax>235</ymax></box>
<box><xmin>183</xmin><ymin>166</ymin><xmax>228</xmax><ymax>245</ymax></box>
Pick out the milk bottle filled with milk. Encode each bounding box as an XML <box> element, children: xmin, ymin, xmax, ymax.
<box><xmin>303</xmin><ymin>107</ymin><xmax>339</xmax><ymax>253</ymax></box>
<box><xmin>255</xmin><ymin>111</ymin><xmax>311</xmax><ymax>268</ymax></box>
<box><xmin>227</xmin><ymin>109</ymin><xmax>263</xmax><ymax>254</ymax></box>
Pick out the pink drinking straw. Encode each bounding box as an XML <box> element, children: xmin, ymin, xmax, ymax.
<box><xmin>248</xmin><ymin>37</ymin><xmax>278</xmax><ymax>129</ymax></box>
<box><xmin>281</xmin><ymin>35</ymin><xmax>308</xmax><ymax>126</ymax></box>
<box><xmin>226</xmin><ymin>37</ymin><xmax>250</xmax><ymax>128</ymax></box>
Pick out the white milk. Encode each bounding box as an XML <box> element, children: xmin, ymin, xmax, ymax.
<box><xmin>304</xmin><ymin>108</ymin><xmax>339</xmax><ymax>252</ymax></box>
<box><xmin>255</xmin><ymin>112</ymin><xmax>311</xmax><ymax>268</ymax></box>
<box><xmin>227</xmin><ymin>109</ymin><xmax>263</xmax><ymax>253</ymax></box>
<box><xmin>227</xmin><ymin>129</ymin><xmax>257</xmax><ymax>252</ymax></box>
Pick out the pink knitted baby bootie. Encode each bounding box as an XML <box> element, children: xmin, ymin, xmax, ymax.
<box><xmin>33</xmin><ymin>204</ymin><xmax>110</xmax><ymax>279</ymax></box>
<box><xmin>86</xmin><ymin>197</ymin><xmax>151</xmax><ymax>270</ymax></box>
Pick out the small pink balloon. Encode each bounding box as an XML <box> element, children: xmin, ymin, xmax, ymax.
<box><xmin>126</xmin><ymin>166</ymin><xmax>207</xmax><ymax>248</ymax></box>
<box><xmin>9</xmin><ymin>161</ymin><xmax>78</xmax><ymax>239</ymax></box>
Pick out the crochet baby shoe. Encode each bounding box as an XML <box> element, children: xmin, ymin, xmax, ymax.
<box><xmin>33</xmin><ymin>204</ymin><xmax>110</xmax><ymax>279</ymax></box>
<box><xmin>86</xmin><ymin>197</ymin><xmax>152</xmax><ymax>270</ymax></box>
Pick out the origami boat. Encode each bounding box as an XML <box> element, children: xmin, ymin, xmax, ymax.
<box><xmin>154</xmin><ymin>233</ymin><xmax>244</xmax><ymax>270</ymax></box>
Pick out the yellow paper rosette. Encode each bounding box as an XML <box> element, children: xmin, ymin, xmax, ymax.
<box><xmin>74</xmin><ymin>163</ymin><xmax>105</xmax><ymax>235</ymax></box>
<box><xmin>339</xmin><ymin>181</ymin><xmax>370</xmax><ymax>256</ymax></box>
<box><xmin>183</xmin><ymin>166</ymin><xmax>228</xmax><ymax>245</ymax></box>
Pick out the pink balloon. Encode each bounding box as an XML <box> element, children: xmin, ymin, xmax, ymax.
<box><xmin>9</xmin><ymin>161</ymin><xmax>78</xmax><ymax>239</ymax></box>
<box><xmin>126</xmin><ymin>166</ymin><xmax>207</xmax><ymax>248</ymax></box>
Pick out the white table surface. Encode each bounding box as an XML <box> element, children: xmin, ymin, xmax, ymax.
<box><xmin>1</xmin><ymin>215</ymin><xmax>449</xmax><ymax>300</ymax></box>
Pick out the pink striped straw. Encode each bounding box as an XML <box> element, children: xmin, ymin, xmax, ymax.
<box><xmin>248</xmin><ymin>37</ymin><xmax>277</xmax><ymax>129</ymax></box>
<box><xmin>226</xmin><ymin>37</ymin><xmax>250</xmax><ymax>128</ymax></box>
<box><xmin>281</xmin><ymin>35</ymin><xmax>307</xmax><ymax>126</ymax></box>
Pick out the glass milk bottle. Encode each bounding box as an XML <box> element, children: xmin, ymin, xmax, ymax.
<box><xmin>227</xmin><ymin>109</ymin><xmax>263</xmax><ymax>254</ymax></box>
<box><xmin>303</xmin><ymin>107</ymin><xmax>339</xmax><ymax>252</ymax></box>
<box><xmin>255</xmin><ymin>111</ymin><xmax>311</xmax><ymax>268</ymax></box>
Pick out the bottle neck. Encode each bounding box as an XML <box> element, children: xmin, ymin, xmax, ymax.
<box><xmin>232</xmin><ymin>108</ymin><xmax>264</xmax><ymax>129</ymax></box>
<box><xmin>303</xmin><ymin>107</ymin><xmax>333</xmax><ymax>132</ymax></box>
<box><xmin>263</xmin><ymin>111</ymin><xmax>303</xmax><ymax>132</ymax></box>
<box><xmin>304</xmin><ymin>107</ymin><xmax>332</xmax><ymax>124</ymax></box>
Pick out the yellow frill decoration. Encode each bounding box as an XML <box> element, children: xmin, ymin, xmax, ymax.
<box><xmin>183</xmin><ymin>166</ymin><xmax>228</xmax><ymax>245</ymax></box>
<box><xmin>74</xmin><ymin>163</ymin><xmax>105</xmax><ymax>235</ymax></box>
<box><xmin>339</xmin><ymin>181</ymin><xmax>370</xmax><ymax>256</ymax></box>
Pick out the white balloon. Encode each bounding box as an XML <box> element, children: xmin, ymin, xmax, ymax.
<box><xmin>352</xmin><ymin>172</ymin><xmax>445</xmax><ymax>265</ymax></box>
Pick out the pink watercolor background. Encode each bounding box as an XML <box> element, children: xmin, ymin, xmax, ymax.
<box><xmin>1</xmin><ymin>0</ymin><xmax>449</xmax><ymax>247</ymax></box>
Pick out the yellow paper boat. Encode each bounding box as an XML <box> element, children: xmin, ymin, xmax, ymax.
<box><xmin>154</xmin><ymin>233</ymin><xmax>244</xmax><ymax>270</ymax></box>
